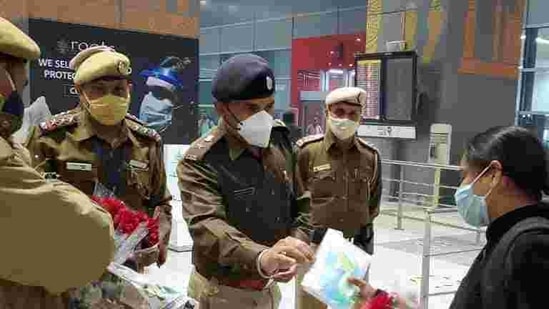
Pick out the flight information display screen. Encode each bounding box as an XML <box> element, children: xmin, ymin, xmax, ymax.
<box><xmin>354</xmin><ymin>51</ymin><xmax>417</xmax><ymax>124</ymax></box>
<box><xmin>356</xmin><ymin>59</ymin><xmax>381</xmax><ymax>120</ymax></box>
<box><xmin>385</xmin><ymin>57</ymin><xmax>415</xmax><ymax>121</ymax></box>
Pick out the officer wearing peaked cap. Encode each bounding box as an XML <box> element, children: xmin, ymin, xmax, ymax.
<box><xmin>27</xmin><ymin>46</ymin><xmax>172</xmax><ymax>273</ymax></box>
<box><xmin>0</xmin><ymin>17</ymin><xmax>115</xmax><ymax>308</ymax></box>
<box><xmin>294</xmin><ymin>87</ymin><xmax>382</xmax><ymax>309</ymax></box>
<box><xmin>178</xmin><ymin>53</ymin><xmax>314</xmax><ymax>309</ymax></box>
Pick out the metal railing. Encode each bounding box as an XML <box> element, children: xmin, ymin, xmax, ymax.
<box><xmin>379</xmin><ymin>159</ymin><xmax>484</xmax><ymax>309</ymax></box>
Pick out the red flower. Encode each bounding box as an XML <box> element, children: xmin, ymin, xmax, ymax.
<box><xmin>365</xmin><ymin>292</ymin><xmax>394</xmax><ymax>309</ymax></box>
<box><xmin>92</xmin><ymin>196</ymin><xmax>160</xmax><ymax>249</ymax></box>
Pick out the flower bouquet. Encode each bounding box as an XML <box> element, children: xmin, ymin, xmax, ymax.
<box><xmin>67</xmin><ymin>183</ymin><xmax>196</xmax><ymax>309</ymax></box>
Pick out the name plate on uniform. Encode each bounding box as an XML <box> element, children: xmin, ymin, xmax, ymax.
<box><xmin>129</xmin><ymin>160</ymin><xmax>148</xmax><ymax>170</ymax></box>
<box><xmin>66</xmin><ymin>162</ymin><xmax>92</xmax><ymax>171</ymax></box>
<box><xmin>313</xmin><ymin>164</ymin><xmax>331</xmax><ymax>172</ymax></box>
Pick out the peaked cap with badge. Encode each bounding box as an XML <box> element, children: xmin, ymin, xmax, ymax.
<box><xmin>325</xmin><ymin>87</ymin><xmax>367</xmax><ymax>108</ymax></box>
<box><xmin>0</xmin><ymin>17</ymin><xmax>40</xmax><ymax>60</ymax></box>
<box><xmin>212</xmin><ymin>53</ymin><xmax>275</xmax><ymax>103</ymax></box>
<box><xmin>70</xmin><ymin>46</ymin><xmax>132</xmax><ymax>85</ymax></box>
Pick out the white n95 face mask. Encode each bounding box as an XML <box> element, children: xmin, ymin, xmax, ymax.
<box><xmin>238</xmin><ymin>110</ymin><xmax>274</xmax><ymax>148</ymax></box>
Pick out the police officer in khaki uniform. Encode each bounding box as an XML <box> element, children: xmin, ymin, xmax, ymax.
<box><xmin>0</xmin><ymin>17</ymin><xmax>115</xmax><ymax>308</ymax></box>
<box><xmin>295</xmin><ymin>87</ymin><xmax>382</xmax><ymax>309</ymax></box>
<box><xmin>178</xmin><ymin>54</ymin><xmax>314</xmax><ymax>309</ymax></box>
<box><xmin>26</xmin><ymin>46</ymin><xmax>172</xmax><ymax>272</ymax></box>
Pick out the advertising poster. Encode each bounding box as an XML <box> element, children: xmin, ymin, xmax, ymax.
<box><xmin>27</xmin><ymin>18</ymin><xmax>199</xmax><ymax>145</ymax></box>
<box><xmin>302</xmin><ymin>102</ymin><xmax>325</xmax><ymax>136</ymax></box>
<box><xmin>197</xmin><ymin>104</ymin><xmax>218</xmax><ymax>138</ymax></box>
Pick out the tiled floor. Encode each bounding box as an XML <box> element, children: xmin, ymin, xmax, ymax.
<box><xmin>144</xmin><ymin>206</ymin><xmax>482</xmax><ymax>309</ymax></box>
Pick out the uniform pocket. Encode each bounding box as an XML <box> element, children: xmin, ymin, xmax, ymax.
<box><xmin>310</xmin><ymin>196</ymin><xmax>336</xmax><ymax>226</ymax></box>
<box><xmin>349</xmin><ymin>168</ymin><xmax>371</xmax><ymax>225</ymax></box>
<box><xmin>352</xmin><ymin>168</ymin><xmax>371</xmax><ymax>198</ymax></box>
<box><xmin>128</xmin><ymin>167</ymin><xmax>152</xmax><ymax>200</ymax></box>
<box><xmin>310</xmin><ymin>170</ymin><xmax>336</xmax><ymax>198</ymax></box>
<box><xmin>57</xmin><ymin>161</ymin><xmax>97</xmax><ymax>195</ymax></box>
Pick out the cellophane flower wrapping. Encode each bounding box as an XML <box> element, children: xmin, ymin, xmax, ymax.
<box><xmin>67</xmin><ymin>183</ymin><xmax>196</xmax><ymax>309</ymax></box>
<box><xmin>301</xmin><ymin>229</ymin><xmax>372</xmax><ymax>309</ymax></box>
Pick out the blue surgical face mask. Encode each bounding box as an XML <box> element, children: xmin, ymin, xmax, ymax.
<box><xmin>454</xmin><ymin>165</ymin><xmax>493</xmax><ymax>227</ymax></box>
<box><xmin>139</xmin><ymin>92</ymin><xmax>174</xmax><ymax>132</ymax></box>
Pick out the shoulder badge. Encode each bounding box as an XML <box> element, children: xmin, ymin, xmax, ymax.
<box><xmin>296</xmin><ymin>134</ymin><xmax>324</xmax><ymax>148</ymax></box>
<box><xmin>126</xmin><ymin>118</ymin><xmax>161</xmax><ymax>143</ymax></box>
<box><xmin>273</xmin><ymin>119</ymin><xmax>286</xmax><ymax>128</ymax></box>
<box><xmin>357</xmin><ymin>138</ymin><xmax>380</xmax><ymax>154</ymax></box>
<box><xmin>38</xmin><ymin>110</ymin><xmax>79</xmax><ymax>135</ymax></box>
<box><xmin>272</xmin><ymin>119</ymin><xmax>289</xmax><ymax>134</ymax></box>
<box><xmin>184</xmin><ymin>127</ymin><xmax>223</xmax><ymax>162</ymax></box>
<box><xmin>125</xmin><ymin>113</ymin><xmax>145</xmax><ymax>125</ymax></box>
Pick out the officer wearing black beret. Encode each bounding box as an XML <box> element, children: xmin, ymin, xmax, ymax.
<box><xmin>178</xmin><ymin>54</ymin><xmax>314</xmax><ymax>308</ymax></box>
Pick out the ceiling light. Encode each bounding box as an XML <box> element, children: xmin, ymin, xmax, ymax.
<box><xmin>328</xmin><ymin>69</ymin><xmax>344</xmax><ymax>75</ymax></box>
<box><xmin>349</xmin><ymin>64</ymin><xmax>353</xmax><ymax>67</ymax></box>
<box><xmin>228</xmin><ymin>5</ymin><xmax>238</xmax><ymax>12</ymax></box>
<box><xmin>328</xmin><ymin>62</ymin><xmax>332</xmax><ymax>66</ymax></box>
<box><xmin>339</xmin><ymin>64</ymin><xmax>342</xmax><ymax>67</ymax></box>
<box><xmin>520</xmin><ymin>34</ymin><xmax>526</xmax><ymax>40</ymax></box>
<box><xmin>200</xmin><ymin>0</ymin><xmax>207</xmax><ymax>5</ymax></box>
<box><xmin>356</xmin><ymin>38</ymin><xmax>362</xmax><ymax>42</ymax></box>
<box><xmin>330</xmin><ymin>51</ymin><xmax>334</xmax><ymax>55</ymax></box>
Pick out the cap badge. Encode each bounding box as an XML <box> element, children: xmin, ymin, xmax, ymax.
<box><xmin>266</xmin><ymin>76</ymin><xmax>273</xmax><ymax>91</ymax></box>
<box><xmin>118</xmin><ymin>61</ymin><xmax>132</xmax><ymax>75</ymax></box>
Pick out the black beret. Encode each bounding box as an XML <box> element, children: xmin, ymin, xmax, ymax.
<box><xmin>212</xmin><ymin>54</ymin><xmax>275</xmax><ymax>102</ymax></box>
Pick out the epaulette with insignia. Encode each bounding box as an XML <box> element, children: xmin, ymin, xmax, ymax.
<box><xmin>38</xmin><ymin>111</ymin><xmax>79</xmax><ymax>134</ymax></box>
<box><xmin>273</xmin><ymin>119</ymin><xmax>286</xmax><ymax>128</ymax></box>
<box><xmin>272</xmin><ymin>119</ymin><xmax>289</xmax><ymax>134</ymax></box>
<box><xmin>184</xmin><ymin>127</ymin><xmax>223</xmax><ymax>162</ymax></box>
<box><xmin>357</xmin><ymin>138</ymin><xmax>380</xmax><ymax>154</ymax></box>
<box><xmin>126</xmin><ymin>119</ymin><xmax>161</xmax><ymax>143</ymax></box>
<box><xmin>296</xmin><ymin>134</ymin><xmax>324</xmax><ymax>148</ymax></box>
<box><xmin>125</xmin><ymin>113</ymin><xmax>145</xmax><ymax>125</ymax></box>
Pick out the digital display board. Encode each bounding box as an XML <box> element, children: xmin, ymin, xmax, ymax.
<box><xmin>356</xmin><ymin>59</ymin><xmax>381</xmax><ymax>120</ymax></box>
<box><xmin>354</xmin><ymin>51</ymin><xmax>417</xmax><ymax>124</ymax></box>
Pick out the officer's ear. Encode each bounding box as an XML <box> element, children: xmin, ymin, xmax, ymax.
<box><xmin>214</xmin><ymin>101</ymin><xmax>228</xmax><ymax>116</ymax></box>
<box><xmin>75</xmin><ymin>84</ymin><xmax>88</xmax><ymax>103</ymax></box>
<box><xmin>75</xmin><ymin>84</ymin><xmax>83</xmax><ymax>96</ymax></box>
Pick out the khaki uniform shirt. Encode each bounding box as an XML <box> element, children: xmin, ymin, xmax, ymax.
<box><xmin>177</xmin><ymin>120</ymin><xmax>310</xmax><ymax>283</ymax></box>
<box><xmin>0</xmin><ymin>136</ymin><xmax>114</xmax><ymax>308</ymax></box>
<box><xmin>26</xmin><ymin>108</ymin><xmax>172</xmax><ymax>267</ymax></box>
<box><xmin>295</xmin><ymin>131</ymin><xmax>381</xmax><ymax>238</ymax></box>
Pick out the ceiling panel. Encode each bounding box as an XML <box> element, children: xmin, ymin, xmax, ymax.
<box><xmin>200</xmin><ymin>0</ymin><xmax>367</xmax><ymax>27</ymax></box>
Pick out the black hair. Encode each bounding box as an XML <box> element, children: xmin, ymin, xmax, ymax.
<box><xmin>464</xmin><ymin>126</ymin><xmax>549</xmax><ymax>200</ymax></box>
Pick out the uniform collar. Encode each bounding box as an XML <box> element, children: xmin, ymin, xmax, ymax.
<box><xmin>70</xmin><ymin>108</ymin><xmax>131</xmax><ymax>147</ymax></box>
<box><xmin>0</xmin><ymin>136</ymin><xmax>13</xmax><ymax>161</ymax></box>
